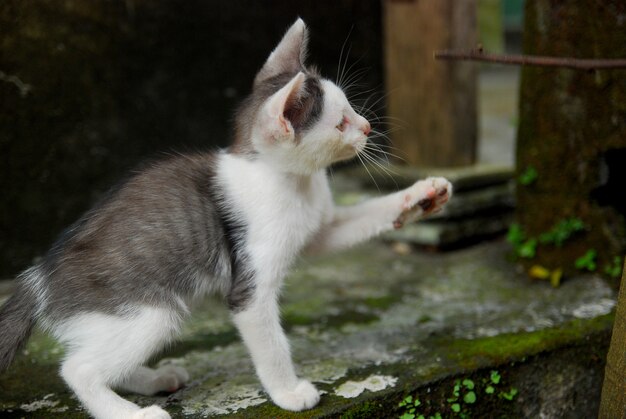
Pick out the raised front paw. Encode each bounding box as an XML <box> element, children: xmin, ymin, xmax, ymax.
<box><xmin>270</xmin><ymin>379</ymin><xmax>320</xmax><ymax>411</ymax></box>
<box><xmin>393</xmin><ymin>177</ymin><xmax>452</xmax><ymax>228</ymax></box>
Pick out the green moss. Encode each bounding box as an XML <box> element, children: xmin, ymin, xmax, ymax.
<box><xmin>340</xmin><ymin>401</ymin><xmax>385</xmax><ymax>419</ymax></box>
<box><xmin>362</xmin><ymin>295</ymin><xmax>397</xmax><ymax>310</ymax></box>
<box><xmin>440</xmin><ymin>313</ymin><xmax>614</xmax><ymax>369</ymax></box>
<box><xmin>157</xmin><ymin>329</ymin><xmax>239</xmax><ymax>360</ymax></box>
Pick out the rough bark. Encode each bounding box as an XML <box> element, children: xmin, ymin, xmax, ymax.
<box><xmin>599</xmin><ymin>258</ymin><xmax>626</xmax><ymax>419</ymax></box>
<box><xmin>516</xmin><ymin>0</ymin><xmax>626</xmax><ymax>278</ymax></box>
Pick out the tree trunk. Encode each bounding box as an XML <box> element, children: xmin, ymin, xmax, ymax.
<box><xmin>515</xmin><ymin>0</ymin><xmax>626</xmax><ymax>276</ymax></box>
<box><xmin>599</xmin><ymin>257</ymin><xmax>626</xmax><ymax>419</ymax></box>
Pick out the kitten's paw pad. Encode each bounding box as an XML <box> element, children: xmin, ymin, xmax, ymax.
<box><xmin>154</xmin><ymin>365</ymin><xmax>189</xmax><ymax>393</ymax></box>
<box><xmin>395</xmin><ymin>177</ymin><xmax>452</xmax><ymax>227</ymax></box>
<box><xmin>271</xmin><ymin>380</ymin><xmax>320</xmax><ymax>411</ymax></box>
<box><xmin>132</xmin><ymin>405</ymin><xmax>171</xmax><ymax>419</ymax></box>
<box><xmin>418</xmin><ymin>197</ymin><xmax>434</xmax><ymax>211</ymax></box>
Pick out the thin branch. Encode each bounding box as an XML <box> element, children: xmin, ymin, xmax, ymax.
<box><xmin>434</xmin><ymin>49</ymin><xmax>626</xmax><ymax>70</ymax></box>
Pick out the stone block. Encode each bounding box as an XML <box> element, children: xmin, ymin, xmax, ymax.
<box><xmin>0</xmin><ymin>241</ymin><xmax>614</xmax><ymax>418</ymax></box>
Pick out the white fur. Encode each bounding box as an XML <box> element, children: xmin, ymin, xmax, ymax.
<box><xmin>217</xmin><ymin>152</ymin><xmax>331</xmax><ymax>410</ymax></box>
<box><xmin>216</xmin><ymin>147</ymin><xmax>450</xmax><ymax>411</ymax></box>
<box><xmin>53</xmin><ymin>307</ymin><xmax>184</xmax><ymax>419</ymax></box>
<box><xmin>118</xmin><ymin>365</ymin><xmax>189</xmax><ymax>396</ymax></box>
<box><xmin>251</xmin><ymin>77</ymin><xmax>371</xmax><ymax>176</ymax></box>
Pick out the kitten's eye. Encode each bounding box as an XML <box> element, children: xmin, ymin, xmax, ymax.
<box><xmin>336</xmin><ymin>117</ymin><xmax>348</xmax><ymax>132</ymax></box>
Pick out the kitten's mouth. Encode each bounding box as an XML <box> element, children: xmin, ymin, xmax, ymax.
<box><xmin>353</xmin><ymin>137</ymin><xmax>367</xmax><ymax>154</ymax></box>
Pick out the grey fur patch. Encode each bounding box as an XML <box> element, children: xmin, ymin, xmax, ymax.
<box><xmin>0</xmin><ymin>281</ymin><xmax>36</xmax><ymax>371</ymax></box>
<box><xmin>231</xmin><ymin>70</ymin><xmax>325</xmax><ymax>155</ymax></box>
<box><xmin>231</xmin><ymin>21</ymin><xmax>323</xmax><ymax>155</ymax></box>
<box><xmin>35</xmin><ymin>153</ymin><xmax>254</xmax><ymax>324</ymax></box>
<box><xmin>210</xmin><ymin>183</ymin><xmax>255</xmax><ymax>312</ymax></box>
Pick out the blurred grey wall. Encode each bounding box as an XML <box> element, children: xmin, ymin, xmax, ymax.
<box><xmin>0</xmin><ymin>0</ymin><xmax>383</xmax><ymax>277</ymax></box>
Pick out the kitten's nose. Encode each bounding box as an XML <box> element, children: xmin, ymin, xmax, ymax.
<box><xmin>363</xmin><ymin>121</ymin><xmax>371</xmax><ymax>136</ymax></box>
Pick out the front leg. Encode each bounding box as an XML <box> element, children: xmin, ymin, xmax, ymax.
<box><xmin>308</xmin><ymin>177</ymin><xmax>452</xmax><ymax>254</ymax></box>
<box><xmin>232</xmin><ymin>281</ymin><xmax>319</xmax><ymax>411</ymax></box>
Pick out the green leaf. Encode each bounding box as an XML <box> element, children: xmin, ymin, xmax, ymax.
<box><xmin>485</xmin><ymin>385</ymin><xmax>495</xmax><ymax>394</ymax></box>
<box><xmin>519</xmin><ymin>239</ymin><xmax>537</xmax><ymax>258</ymax></box>
<box><xmin>400</xmin><ymin>413</ymin><xmax>415</xmax><ymax>419</ymax></box>
<box><xmin>453</xmin><ymin>381</ymin><xmax>461</xmax><ymax>397</ymax></box>
<box><xmin>539</xmin><ymin>231</ymin><xmax>555</xmax><ymax>244</ymax></box>
<box><xmin>575</xmin><ymin>249</ymin><xmax>597</xmax><ymax>271</ymax></box>
<box><xmin>519</xmin><ymin>166</ymin><xmax>538</xmax><ymax>186</ymax></box>
<box><xmin>451</xmin><ymin>403</ymin><xmax>461</xmax><ymax>413</ymax></box>
<box><xmin>414</xmin><ymin>398</ymin><xmax>421</xmax><ymax>407</ymax></box>
<box><xmin>463</xmin><ymin>391</ymin><xmax>477</xmax><ymax>404</ymax></box>
<box><xmin>501</xmin><ymin>387</ymin><xmax>518</xmax><ymax>401</ymax></box>
<box><xmin>569</xmin><ymin>218</ymin><xmax>585</xmax><ymax>231</ymax></box>
<box><xmin>462</xmin><ymin>379</ymin><xmax>475</xmax><ymax>390</ymax></box>
<box><xmin>538</xmin><ymin>217</ymin><xmax>586</xmax><ymax>247</ymax></box>
<box><xmin>604</xmin><ymin>256</ymin><xmax>623</xmax><ymax>278</ymax></box>
<box><xmin>506</xmin><ymin>223</ymin><xmax>525</xmax><ymax>246</ymax></box>
<box><xmin>490</xmin><ymin>370</ymin><xmax>501</xmax><ymax>384</ymax></box>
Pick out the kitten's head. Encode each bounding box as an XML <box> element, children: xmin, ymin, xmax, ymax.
<box><xmin>232</xmin><ymin>19</ymin><xmax>371</xmax><ymax>174</ymax></box>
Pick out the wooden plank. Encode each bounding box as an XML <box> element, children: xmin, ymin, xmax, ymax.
<box><xmin>383</xmin><ymin>0</ymin><xmax>477</xmax><ymax>167</ymax></box>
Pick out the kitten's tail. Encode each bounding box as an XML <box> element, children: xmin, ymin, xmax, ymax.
<box><xmin>0</xmin><ymin>270</ymin><xmax>38</xmax><ymax>372</ymax></box>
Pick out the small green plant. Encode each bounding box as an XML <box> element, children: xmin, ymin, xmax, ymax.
<box><xmin>490</xmin><ymin>370</ymin><xmax>501</xmax><ymax>384</ymax></box>
<box><xmin>500</xmin><ymin>387</ymin><xmax>518</xmax><ymax>401</ymax></box>
<box><xmin>539</xmin><ymin>218</ymin><xmax>585</xmax><ymax>247</ymax></box>
<box><xmin>444</xmin><ymin>378</ymin><xmax>479</xmax><ymax>416</ymax></box>
<box><xmin>463</xmin><ymin>391</ymin><xmax>477</xmax><ymax>404</ymax></box>
<box><xmin>462</xmin><ymin>379</ymin><xmax>474</xmax><ymax>390</ymax></box>
<box><xmin>604</xmin><ymin>256</ymin><xmax>623</xmax><ymax>278</ymax></box>
<box><xmin>519</xmin><ymin>166</ymin><xmax>538</xmax><ymax>186</ymax></box>
<box><xmin>398</xmin><ymin>395</ymin><xmax>421</xmax><ymax>419</ymax></box>
<box><xmin>508</xmin><ymin>218</ymin><xmax>588</xmax><ymax>262</ymax></box>
<box><xmin>399</xmin><ymin>371</ymin><xmax>517</xmax><ymax>418</ymax></box>
<box><xmin>518</xmin><ymin>239</ymin><xmax>537</xmax><ymax>258</ymax></box>
<box><xmin>506</xmin><ymin>223</ymin><xmax>525</xmax><ymax>247</ymax></box>
<box><xmin>575</xmin><ymin>249</ymin><xmax>598</xmax><ymax>271</ymax></box>
<box><xmin>506</xmin><ymin>224</ymin><xmax>537</xmax><ymax>258</ymax></box>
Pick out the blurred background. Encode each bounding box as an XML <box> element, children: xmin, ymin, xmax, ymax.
<box><xmin>2</xmin><ymin>1</ymin><xmax>625</xmax><ymax>283</ymax></box>
<box><xmin>0</xmin><ymin>0</ymin><xmax>526</xmax><ymax>278</ymax></box>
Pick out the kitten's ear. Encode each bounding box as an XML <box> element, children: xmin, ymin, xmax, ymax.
<box><xmin>259</xmin><ymin>72</ymin><xmax>306</xmax><ymax>142</ymax></box>
<box><xmin>255</xmin><ymin>18</ymin><xmax>309</xmax><ymax>85</ymax></box>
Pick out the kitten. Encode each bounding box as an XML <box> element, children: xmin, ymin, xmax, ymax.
<box><xmin>0</xmin><ymin>19</ymin><xmax>451</xmax><ymax>419</ymax></box>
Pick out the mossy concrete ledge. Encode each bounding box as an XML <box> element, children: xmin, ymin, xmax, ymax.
<box><xmin>0</xmin><ymin>241</ymin><xmax>615</xmax><ymax>418</ymax></box>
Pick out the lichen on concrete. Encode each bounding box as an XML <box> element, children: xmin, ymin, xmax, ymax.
<box><xmin>334</xmin><ymin>375</ymin><xmax>398</xmax><ymax>399</ymax></box>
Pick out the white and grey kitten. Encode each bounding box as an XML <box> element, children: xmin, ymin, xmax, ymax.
<box><xmin>0</xmin><ymin>19</ymin><xmax>451</xmax><ymax>419</ymax></box>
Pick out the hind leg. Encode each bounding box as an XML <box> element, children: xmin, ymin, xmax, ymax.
<box><xmin>117</xmin><ymin>364</ymin><xmax>189</xmax><ymax>396</ymax></box>
<box><xmin>55</xmin><ymin>306</ymin><xmax>182</xmax><ymax>419</ymax></box>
